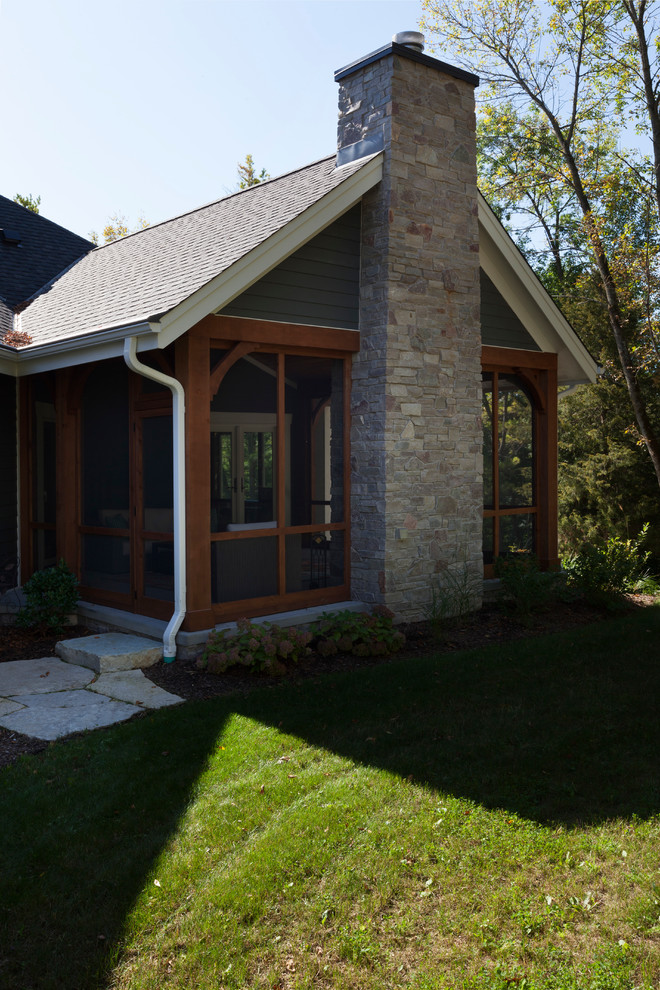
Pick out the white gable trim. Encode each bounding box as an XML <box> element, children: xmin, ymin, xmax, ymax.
<box><xmin>478</xmin><ymin>194</ymin><xmax>597</xmax><ymax>385</ymax></box>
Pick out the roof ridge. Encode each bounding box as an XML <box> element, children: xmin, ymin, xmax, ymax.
<box><xmin>90</xmin><ymin>153</ymin><xmax>338</xmax><ymax>251</ymax></box>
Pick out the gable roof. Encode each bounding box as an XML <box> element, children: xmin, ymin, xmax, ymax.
<box><xmin>7</xmin><ymin>155</ymin><xmax>378</xmax><ymax>367</ymax></box>
<box><xmin>0</xmin><ymin>195</ymin><xmax>92</xmax><ymax>312</ymax></box>
<box><xmin>0</xmin><ymin>153</ymin><xmax>595</xmax><ymax>387</ymax></box>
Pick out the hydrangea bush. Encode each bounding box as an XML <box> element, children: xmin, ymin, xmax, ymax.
<box><xmin>200</xmin><ymin>607</ymin><xmax>406</xmax><ymax>676</ymax></box>
<box><xmin>310</xmin><ymin>606</ymin><xmax>405</xmax><ymax>658</ymax></box>
<box><xmin>201</xmin><ymin>617</ymin><xmax>312</xmax><ymax>674</ymax></box>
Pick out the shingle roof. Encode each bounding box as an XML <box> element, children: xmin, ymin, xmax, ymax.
<box><xmin>0</xmin><ymin>300</ymin><xmax>12</xmax><ymax>339</ymax></box>
<box><xmin>0</xmin><ymin>195</ymin><xmax>93</xmax><ymax>315</ymax></box>
<box><xmin>16</xmin><ymin>155</ymin><xmax>372</xmax><ymax>349</ymax></box>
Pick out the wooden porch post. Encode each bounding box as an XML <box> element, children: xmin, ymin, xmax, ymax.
<box><xmin>540</xmin><ymin>364</ymin><xmax>559</xmax><ymax>569</ymax></box>
<box><xmin>176</xmin><ymin>329</ymin><xmax>214</xmax><ymax>631</ymax></box>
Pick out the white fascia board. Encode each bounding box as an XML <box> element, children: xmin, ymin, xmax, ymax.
<box><xmin>478</xmin><ymin>194</ymin><xmax>598</xmax><ymax>385</ymax></box>
<box><xmin>9</xmin><ymin>323</ymin><xmax>160</xmax><ymax>376</ymax></box>
<box><xmin>0</xmin><ymin>351</ymin><xmax>19</xmax><ymax>377</ymax></box>
<box><xmin>156</xmin><ymin>155</ymin><xmax>384</xmax><ymax>349</ymax></box>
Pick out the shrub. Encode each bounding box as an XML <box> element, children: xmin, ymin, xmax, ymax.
<box><xmin>201</xmin><ymin>618</ymin><xmax>312</xmax><ymax>674</ymax></box>
<box><xmin>310</xmin><ymin>606</ymin><xmax>405</xmax><ymax>658</ymax></box>
<box><xmin>562</xmin><ymin>524</ymin><xmax>655</xmax><ymax>606</ymax></box>
<box><xmin>494</xmin><ymin>551</ymin><xmax>566</xmax><ymax>621</ymax></box>
<box><xmin>16</xmin><ymin>559</ymin><xmax>79</xmax><ymax>633</ymax></box>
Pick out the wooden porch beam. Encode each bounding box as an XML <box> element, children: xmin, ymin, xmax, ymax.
<box><xmin>205</xmin><ymin>315</ymin><xmax>360</xmax><ymax>353</ymax></box>
<box><xmin>209</xmin><ymin>341</ymin><xmax>259</xmax><ymax>399</ymax></box>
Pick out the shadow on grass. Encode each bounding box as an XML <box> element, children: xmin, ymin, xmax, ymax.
<box><xmin>241</xmin><ymin>603</ymin><xmax>660</xmax><ymax>827</ymax></box>
<box><xmin>1</xmin><ymin>702</ymin><xmax>232</xmax><ymax>990</ymax></box>
<box><xmin>1</xmin><ymin>605</ymin><xmax>659</xmax><ymax>988</ymax></box>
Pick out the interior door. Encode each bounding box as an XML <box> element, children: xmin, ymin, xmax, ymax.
<box><xmin>211</xmin><ymin>414</ymin><xmax>281</xmax><ymax>529</ymax></box>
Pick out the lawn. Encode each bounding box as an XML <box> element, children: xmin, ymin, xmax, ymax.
<box><xmin>1</xmin><ymin>605</ymin><xmax>659</xmax><ymax>989</ymax></box>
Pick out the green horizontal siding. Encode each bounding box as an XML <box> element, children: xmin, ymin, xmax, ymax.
<box><xmin>480</xmin><ymin>270</ymin><xmax>540</xmax><ymax>351</ymax></box>
<box><xmin>222</xmin><ymin>206</ymin><xmax>361</xmax><ymax>329</ymax></box>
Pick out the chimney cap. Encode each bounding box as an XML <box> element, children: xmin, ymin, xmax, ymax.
<box><xmin>392</xmin><ymin>31</ymin><xmax>425</xmax><ymax>52</ymax></box>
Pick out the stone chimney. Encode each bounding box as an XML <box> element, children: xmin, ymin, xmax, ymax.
<box><xmin>336</xmin><ymin>35</ymin><xmax>483</xmax><ymax>619</ymax></box>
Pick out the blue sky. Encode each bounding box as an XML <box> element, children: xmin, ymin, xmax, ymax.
<box><xmin>2</xmin><ymin>0</ymin><xmax>427</xmax><ymax>239</ymax></box>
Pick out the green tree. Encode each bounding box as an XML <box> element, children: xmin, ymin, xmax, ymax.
<box><xmin>558</xmin><ymin>378</ymin><xmax>660</xmax><ymax>562</ymax></box>
<box><xmin>13</xmin><ymin>193</ymin><xmax>41</xmax><ymax>214</ymax></box>
<box><xmin>89</xmin><ymin>212</ymin><xmax>149</xmax><ymax>245</ymax></box>
<box><xmin>421</xmin><ymin>0</ymin><xmax>660</xmax><ymax>489</ymax></box>
<box><xmin>236</xmin><ymin>154</ymin><xmax>270</xmax><ymax>189</ymax></box>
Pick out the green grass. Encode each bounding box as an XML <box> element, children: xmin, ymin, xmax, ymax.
<box><xmin>2</xmin><ymin>606</ymin><xmax>660</xmax><ymax>989</ymax></box>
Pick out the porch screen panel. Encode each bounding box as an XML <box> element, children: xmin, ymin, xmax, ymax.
<box><xmin>285</xmin><ymin>356</ymin><xmax>344</xmax><ymax>527</ymax></box>
<box><xmin>142</xmin><ymin>415</ymin><xmax>174</xmax><ymax>602</ymax></box>
<box><xmin>210</xmin><ymin>355</ymin><xmax>277</xmax><ymax>530</ymax></box>
<box><xmin>82</xmin><ymin>534</ymin><xmax>130</xmax><ymax>593</ymax></box>
<box><xmin>31</xmin><ymin>379</ymin><xmax>57</xmax><ymax>571</ymax></box>
<box><xmin>210</xmin><ymin>350</ymin><xmax>348</xmax><ymax>609</ymax></box>
<box><xmin>497</xmin><ymin>377</ymin><xmax>534</xmax><ymax>508</ymax></box>
<box><xmin>82</xmin><ymin>363</ymin><xmax>130</xmax><ymax>527</ymax></box>
<box><xmin>143</xmin><ymin>540</ymin><xmax>174</xmax><ymax>600</ymax></box>
<box><xmin>482</xmin><ymin>372</ymin><xmax>537</xmax><ymax>566</ymax></box>
<box><xmin>285</xmin><ymin>530</ymin><xmax>345</xmax><ymax>593</ymax></box>
<box><xmin>81</xmin><ymin>363</ymin><xmax>130</xmax><ymax>593</ymax></box>
<box><xmin>499</xmin><ymin>514</ymin><xmax>534</xmax><ymax>555</ymax></box>
<box><xmin>211</xmin><ymin>536</ymin><xmax>278</xmax><ymax>602</ymax></box>
<box><xmin>482</xmin><ymin>374</ymin><xmax>494</xmax><ymax>509</ymax></box>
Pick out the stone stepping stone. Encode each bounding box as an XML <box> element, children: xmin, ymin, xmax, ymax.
<box><xmin>0</xmin><ymin>689</ymin><xmax>140</xmax><ymax>741</ymax></box>
<box><xmin>56</xmin><ymin>633</ymin><xmax>162</xmax><ymax>673</ymax></box>
<box><xmin>0</xmin><ymin>657</ymin><xmax>94</xmax><ymax>696</ymax></box>
<box><xmin>0</xmin><ymin>699</ymin><xmax>25</xmax><ymax>717</ymax></box>
<box><xmin>90</xmin><ymin>670</ymin><xmax>182</xmax><ymax>708</ymax></box>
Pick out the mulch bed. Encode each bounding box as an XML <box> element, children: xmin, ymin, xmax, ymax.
<box><xmin>0</xmin><ymin>596</ymin><xmax>652</xmax><ymax>770</ymax></box>
<box><xmin>0</xmin><ymin>624</ymin><xmax>93</xmax><ymax>664</ymax></box>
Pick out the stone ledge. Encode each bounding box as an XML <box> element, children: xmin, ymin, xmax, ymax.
<box><xmin>56</xmin><ymin>633</ymin><xmax>162</xmax><ymax>673</ymax></box>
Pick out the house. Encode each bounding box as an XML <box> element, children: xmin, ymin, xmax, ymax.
<box><xmin>0</xmin><ymin>33</ymin><xmax>597</xmax><ymax>658</ymax></box>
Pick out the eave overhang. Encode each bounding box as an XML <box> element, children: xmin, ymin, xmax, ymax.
<box><xmin>0</xmin><ymin>322</ymin><xmax>160</xmax><ymax>377</ymax></box>
<box><xmin>478</xmin><ymin>193</ymin><xmax>598</xmax><ymax>386</ymax></box>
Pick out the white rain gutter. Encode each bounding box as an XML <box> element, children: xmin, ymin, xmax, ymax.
<box><xmin>123</xmin><ymin>337</ymin><xmax>186</xmax><ymax>661</ymax></box>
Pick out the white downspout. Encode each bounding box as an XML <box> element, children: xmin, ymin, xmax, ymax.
<box><xmin>124</xmin><ymin>337</ymin><xmax>185</xmax><ymax>662</ymax></box>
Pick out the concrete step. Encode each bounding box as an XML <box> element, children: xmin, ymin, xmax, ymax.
<box><xmin>56</xmin><ymin>633</ymin><xmax>162</xmax><ymax>673</ymax></box>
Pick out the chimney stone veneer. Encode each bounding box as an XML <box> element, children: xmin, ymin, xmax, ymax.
<box><xmin>338</xmin><ymin>44</ymin><xmax>483</xmax><ymax>619</ymax></box>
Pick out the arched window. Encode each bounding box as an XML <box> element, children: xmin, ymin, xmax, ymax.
<box><xmin>481</xmin><ymin>348</ymin><xmax>558</xmax><ymax>576</ymax></box>
<box><xmin>483</xmin><ymin>372</ymin><xmax>536</xmax><ymax>565</ymax></box>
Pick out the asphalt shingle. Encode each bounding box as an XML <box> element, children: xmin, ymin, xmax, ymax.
<box><xmin>0</xmin><ymin>196</ymin><xmax>93</xmax><ymax>316</ymax></box>
<box><xmin>16</xmin><ymin>155</ymin><xmax>372</xmax><ymax>349</ymax></box>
